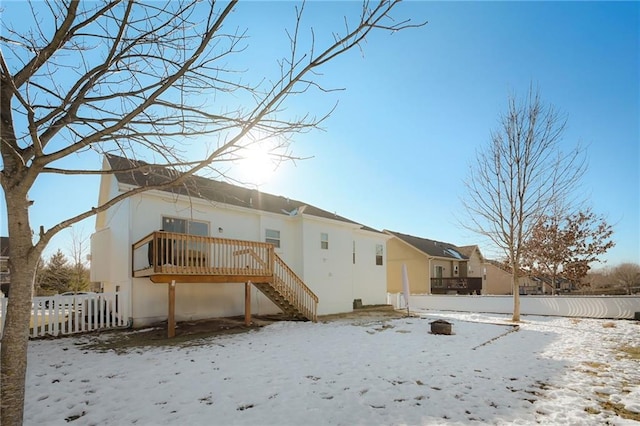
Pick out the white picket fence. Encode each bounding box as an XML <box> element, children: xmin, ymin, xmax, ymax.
<box><xmin>388</xmin><ymin>293</ymin><xmax>640</xmax><ymax>320</ymax></box>
<box><xmin>0</xmin><ymin>292</ymin><xmax>128</xmax><ymax>338</ymax></box>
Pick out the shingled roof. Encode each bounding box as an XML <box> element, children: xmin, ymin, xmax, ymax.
<box><xmin>456</xmin><ymin>245</ymin><xmax>483</xmax><ymax>261</ymax></box>
<box><xmin>384</xmin><ymin>230</ymin><xmax>469</xmax><ymax>260</ymax></box>
<box><xmin>106</xmin><ymin>154</ymin><xmax>380</xmax><ymax>232</ymax></box>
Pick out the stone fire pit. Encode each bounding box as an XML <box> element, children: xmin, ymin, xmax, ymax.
<box><xmin>430</xmin><ymin>319</ymin><xmax>453</xmax><ymax>335</ymax></box>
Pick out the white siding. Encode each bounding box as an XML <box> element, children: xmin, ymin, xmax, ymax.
<box><xmin>130</xmin><ymin>279</ymin><xmax>280</xmax><ymax>327</ymax></box>
<box><xmin>99</xmin><ymin>196</ymin><xmax>132</xmax><ymax>295</ymax></box>
<box><xmin>91</xmin><ymin>178</ymin><xmax>390</xmax><ymax>325</ymax></box>
<box><xmin>90</xmin><ymin>228</ymin><xmax>111</xmax><ymax>283</ymax></box>
<box><xmin>299</xmin><ymin>216</ymin><xmax>351</xmax><ymax>314</ymax></box>
<box><xmin>352</xmin><ymin>230</ymin><xmax>388</xmax><ymax>306</ymax></box>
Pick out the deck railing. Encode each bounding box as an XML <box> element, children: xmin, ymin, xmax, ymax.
<box><xmin>133</xmin><ymin>231</ymin><xmax>274</xmax><ymax>277</ymax></box>
<box><xmin>273</xmin><ymin>255</ymin><xmax>318</xmax><ymax>322</ymax></box>
<box><xmin>431</xmin><ymin>277</ymin><xmax>483</xmax><ymax>294</ymax></box>
<box><xmin>132</xmin><ymin>231</ymin><xmax>317</xmax><ymax>321</ymax></box>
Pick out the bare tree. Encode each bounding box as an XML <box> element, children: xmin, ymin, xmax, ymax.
<box><xmin>582</xmin><ymin>268</ymin><xmax>610</xmax><ymax>293</ymax></box>
<box><xmin>68</xmin><ymin>229</ymin><xmax>90</xmax><ymax>293</ymax></box>
<box><xmin>462</xmin><ymin>87</ymin><xmax>586</xmax><ymax>321</ymax></box>
<box><xmin>611</xmin><ymin>263</ymin><xmax>640</xmax><ymax>295</ymax></box>
<box><xmin>521</xmin><ymin>207</ymin><xmax>614</xmax><ymax>294</ymax></box>
<box><xmin>0</xmin><ymin>1</ymin><xmax>424</xmax><ymax>422</ymax></box>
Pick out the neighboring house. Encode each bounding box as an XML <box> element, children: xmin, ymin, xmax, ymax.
<box><xmin>484</xmin><ymin>259</ymin><xmax>542</xmax><ymax>295</ymax></box>
<box><xmin>483</xmin><ymin>260</ymin><xmax>514</xmax><ymax>295</ymax></box>
<box><xmin>532</xmin><ymin>276</ymin><xmax>574</xmax><ymax>294</ymax></box>
<box><xmin>0</xmin><ymin>236</ymin><xmax>9</xmax><ymax>296</ymax></box>
<box><xmin>91</xmin><ymin>155</ymin><xmax>389</xmax><ymax>328</ymax></box>
<box><xmin>385</xmin><ymin>231</ymin><xmax>484</xmax><ymax>295</ymax></box>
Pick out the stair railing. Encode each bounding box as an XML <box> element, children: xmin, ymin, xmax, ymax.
<box><xmin>272</xmin><ymin>255</ymin><xmax>318</xmax><ymax>322</ymax></box>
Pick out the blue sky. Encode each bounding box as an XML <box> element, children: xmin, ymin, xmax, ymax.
<box><xmin>1</xmin><ymin>1</ymin><xmax>638</xmax><ymax>267</ymax></box>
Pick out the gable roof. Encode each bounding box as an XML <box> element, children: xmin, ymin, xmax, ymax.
<box><xmin>456</xmin><ymin>245</ymin><xmax>484</xmax><ymax>261</ymax></box>
<box><xmin>105</xmin><ymin>154</ymin><xmax>381</xmax><ymax>233</ymax></box>
<box><xmin>486</xmin><ymin>259</ymin><xmax>511</xmax><ymax>273</ymax></box>
<box><xmin>384</xmin><ymin>230</ymin><xmax>469</xmax><ymax>260</ymax></box>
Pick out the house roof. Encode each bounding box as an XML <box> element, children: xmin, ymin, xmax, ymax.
<box><xmin>0</xmin><ymin>237</ymin><xmax>8</xmax><ymax>257</ymax></box>
<box><xmin>384</xmin><ymin>230</ymin><xmax>470</xmax><ymax>260</ymax></box>
<box><xmin>105</xmin><ymin>154</ymin><xmax>381</xmax><ymax>233</ymax></box>
<box><xmin>456</xmin><ymin>245</ymin><xmax>484</xmax><ymax>261</ymax></box>
<box><xmin>486</xmin><ymin>259</ymin><xmax>511</xmax><ymax>273</ymax></box>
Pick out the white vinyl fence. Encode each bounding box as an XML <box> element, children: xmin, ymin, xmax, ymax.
<box><xmin>388</xmin><ymin>293</ymin><xmax>640</xmax><ymax>320</ymax></box>
<box><xmin>0</xmin><ymin>292</ymin><xmax>129</xmax><ymax>338</ymax></box>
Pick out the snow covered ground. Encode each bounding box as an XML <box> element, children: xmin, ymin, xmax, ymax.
<box><xmin>24</xmin><ymin>311</ymin><xmax>640</xmax><ymax>425</ymax></box>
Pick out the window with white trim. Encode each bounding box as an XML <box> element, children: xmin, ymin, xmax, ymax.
<box><xmin>162</xmin><ymin>217</ymin><xmax>209</xmax><ymax>236</ymax></box>
<box><xmin>156</xmin><ymin>217</ymin><xmax>210</xmax><ymax>267</ymax></box>
<box><xmin>265</xmin><ymin>229</ymin><xmax>281</xmax><ymax>248</ymax></box>
<box><xmin>375</xmin><ymin>244</ymin><xmax>383</xmax><ymax>265</ymax></box>
<box><xmin>352</xmin><ymin>241</ymin><xmax>356</xmax><ymax>264</ymax></box>
<box><xmin>321</xmin><ymin>233</ymin><xmax>329</xmax><ymax>250</ymax></box>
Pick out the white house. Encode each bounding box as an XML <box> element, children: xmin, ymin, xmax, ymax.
<box><xmin>91</xmin><ymin>154</ymin><xmax>389</xmax><ymax>328</ymax></box>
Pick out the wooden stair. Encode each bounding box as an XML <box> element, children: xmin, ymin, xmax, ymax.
<box><xmin>253</xmin><ymin>281</ymin><xmax>306</xmax><ymax>319</ymax></box>
<box><xmin>253</xmin><ymin>254</ymin><xmax>318</xmax><ymax>322</ymax></box>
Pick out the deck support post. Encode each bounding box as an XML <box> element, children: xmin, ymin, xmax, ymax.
<box><xmin>245</xmin><ymin>281</ymin><xmax>252</xmax><ymax>326</ymax></box>
<box><xmin>168</xmin><ymin>280</ymin><xmax>176</xmax><ymax>338</ymax></box>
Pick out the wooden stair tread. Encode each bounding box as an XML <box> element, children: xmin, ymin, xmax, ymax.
<box><xmin>251</xmin><ymin>255</ymin><xmax>317</xmax><ymax>322</ymax></box>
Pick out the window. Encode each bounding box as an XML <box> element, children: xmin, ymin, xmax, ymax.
<box><xmin>434</xmin><ymin>266</ymin><xmax>444</xmax><ymax>288</ymax></box>
<box><xmin>162</xmin><ymin>217</ymin><xmax>209</xmax><ymax>236</ymax></box>
<box><xmin>265</xmin><ymin>229</ymin><xmax>281</xmax><ymax>248</ymax></box>
<box><xmin>444</xmin><ymin>247</ymin><xmax>463</xmax><ymax>259</ymax></box>
<box><xmin>375</xmin><ymin>244</ymin><xmax>383</xmax><ymax>265</ymax></box>
<box><xmin>352</xmin><ymin>241</ymin><xmax>356</xmax><ymax>264</ymax></box>
<box><xmin>158</xmin><ymin>217</ymin><xmax>210</xmax><ymax>267</ymax></box>
<box><xmin>321</xmin><ymin>233</ymin><xmax>329</xmax><ymax>250</ymax></box>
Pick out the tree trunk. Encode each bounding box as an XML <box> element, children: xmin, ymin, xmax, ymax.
<box><xmin>512</xmin><ymin>281</ymin><xmax>521</xmax><ymax>322</ymax></box>
<box><xmin>0</xmin><ymin>193</ymin><xmax>42</xmax><ymax>425</ymax></box>
<box><xmin>511</xmin><ymin>267</ymin><xmax>520</xmax><ymax>322</ymax></box>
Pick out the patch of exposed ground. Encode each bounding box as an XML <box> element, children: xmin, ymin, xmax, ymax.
<box><xmin>569</xmin><ymin>341</ymin><xmax>640</xmax><ymax>422</ymax></box>
<box><xmin>78</xmin><ymin>306</ymin><xmax>405</xmax><ymax>352</ymax></box>
<box><xmin>78</xmin><ymin>315</ymin><xmax>284</xmax><ymax>352</ymax></box>
<box><xmin>319</xmin><ymin>305</ymin><xmax>407</xmax><ymax>325</ymax></box>
<box><xmin>618</xmin><ymin>345</ymin><xmax>640</xmax><ymax>360</ymax></box>
<box><xmin>598</xmin><ymin>398</ymin><xmax>640</xmax><ymax>421</ymax></box>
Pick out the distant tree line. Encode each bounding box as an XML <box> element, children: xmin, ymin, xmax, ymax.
<box><xmin>584</xmin><ymin>263</ymin><xmax>640</xmax><ymax>295</ymax></box>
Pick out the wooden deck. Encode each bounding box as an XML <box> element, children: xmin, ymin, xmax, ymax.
<box><xmin>133</xmin><ymin>232</ymin><xmax>276</xmax><ymax>283</ymax></box>
<box><xmin>132</xmin><ymin>231</ymin><xmax>318</xmax><ymax>336</ymax></box>
<box><xmin>431</xmin><ymin>277</ymin><xmax>483</xmax><ymax>295</ymax></box>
